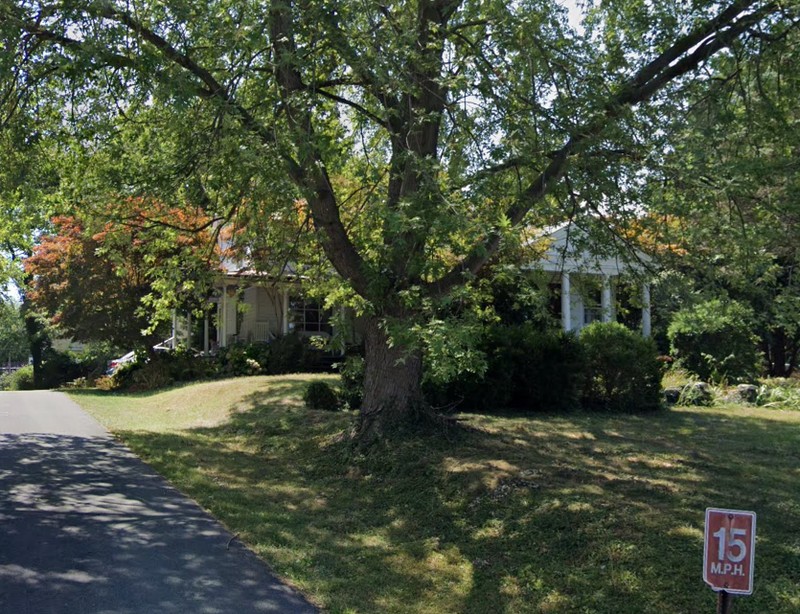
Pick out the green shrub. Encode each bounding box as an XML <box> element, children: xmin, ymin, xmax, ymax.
<box><xmin>263</xmin><ymin>334</ymin><xmax>318</xmax><ymax>374</ymax></box>
<box><xmin>2</xmin><ymin>348</ymin><xmax>99</xmax><ymax>390</ymax></box>
<box><xmin>128</xmin><ymin>361</ymin><xmax>174</xmax><ymax>391</ymax></box>
<box><xmin>425</xmin><ymin>324</ymin><xmax>585</xmax><ymax>412</ymax></box>
<box><xmin>668</xmin><ymin>299</ymin><xmax>762</xmax><ymax>383</ymax></box>
<box><xmin>677</xmin><ymin>382</ymin><xmax>715</xmax><ymax>407</ymax></box>
<box><xmin>73</xmin><ymin>344</ymin><xmax>118</xmax><ymax>380</ymax></box>
<box><xmin>21</xmin><ymin>346</ymin><xmax>117</xmax><ymax>390</ymax></box>
<box><xmin>109</xmin><ymin>357</ymin><xmax>146</xmax><ymax>390</ymax></box>
<box><xmin>94</xmin><ymin>375</ymin><xmax>116</xmax><ymax>391</ymax></box>
<box><xmin>215</xmin><ymin>344</ymin><xmax>259</xmax><ymax>377</ymax></box>
<box><xmin>580</xmin><ymin>322</ymin><xmax>662</xmax><ymax>413</ymax></box>
<box><xmin>303</xmin><ymin>380</ymin><xmax>340</xmax><ymax>411</ymax></box>
<box><xmin>755</xmin><ymin>379</ymin><xmax>800</xmax><ymax>409</ymax></box>
<box><xmin>214</xmin><ymin>335</ymin><xmax>321</xmax><ymax>377</ymax></box>
<box><xmin>109</xmin><ymin>348</ymin><xmax>213</xmax><ymax>391</ymax></box>
<box><xmin>337</xmin><ymin>355</ymin><xmax>365</xmax><ymax>409</ymax></box>
<box><xmin>7</xmin><ymin>365</ymin><xmax>35</xmax><ymax>390</ymax></box>
<box><xmin>503</xmin><ymin>327</ymin><xmax>585</xmax><ymax>411</ymax></box>
<box><xmin>157</xmin><ymin>348</ymin><xmax>213</xmax><ymax>382</ymax></box>
<box><xmin>38</xmin><ymin>349</ymin><xmax>83</xmax><ymax>389</ymax></box>
<box><xmin>66</xmin><ymin>376</ymin><xmax>90</xmax><ymax>388</ymax></box>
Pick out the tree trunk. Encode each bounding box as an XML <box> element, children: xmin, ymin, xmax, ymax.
<box><xmin>354</xmin><ymin>316</ymin><xmax>425</xmax><ymax>445</ymax></box>
<box><xmin>767</xmin><ymin>328</ymin><xmax>788</xmax><ymax>377</ymax></box>
<box><xmin>19</xmin><ymin>275</ymin><xmax>50</xmax><ymax>389</ymax></box>
<box><xmin>23</xmin><ymin>312</ymin><xmax>46</xmax><ymax>389</ymax></box>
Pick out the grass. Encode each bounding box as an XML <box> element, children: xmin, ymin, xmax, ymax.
<box><xmin>70</xmin><ymin>375</ymin><xmax>800</xmax><ymax>613</ymax></box>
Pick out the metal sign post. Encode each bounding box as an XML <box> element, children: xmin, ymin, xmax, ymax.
<box><xmin>716</xmin><ymin>590</ymin><xmax>732</xmax><ymax>614</ymax></box>
<box><xmin>704</xmin><ymin>508</ymin><xmax>756</xmax><ymax>613</ymax></box>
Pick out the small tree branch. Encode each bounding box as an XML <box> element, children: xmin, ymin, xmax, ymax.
<box><xmin>89</xmin><ymin>3</ymin><xmax>276</xmax><ymax>148</ymax></box>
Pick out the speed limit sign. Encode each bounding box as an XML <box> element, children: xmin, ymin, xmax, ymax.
<box><xmin>703</xmin><ymin>508</ymin><xmax>756</xmax><ymax>595</ymax></box>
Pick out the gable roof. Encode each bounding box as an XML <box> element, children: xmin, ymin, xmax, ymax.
<box><xmin>530</xmin><ymin>222</ymin><xmax>651</xmax><ymax>276</ymax></box>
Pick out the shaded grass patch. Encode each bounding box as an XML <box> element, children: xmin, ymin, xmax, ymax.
<box><xmin>72</xmin><ymin>376</ymin><xmax>800</xmax><ymax>613</ymax></box>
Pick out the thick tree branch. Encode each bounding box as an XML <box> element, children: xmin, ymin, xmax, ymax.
<box><xmin>269</xmin><ymin>0</ymin><xmax>372</xmax><ymax>298</ymax></box>
<box><xmin>311</xmin><ymin>87</ymin><xmax>390</xmax><ymax>130</ymax></box>
<box><xmin>384</xmin><ymin>0</ymin><xmax>465</xmax><ymax>284</ymax></box>
<box><xmin>427</xmin><ymin>0</ymin><xmax>781</xmax><ymax>297</ymax></box>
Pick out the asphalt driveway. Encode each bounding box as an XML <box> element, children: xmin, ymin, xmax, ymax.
<box><xmin>0</xmin><ymin>391</ymin><xmax>317</xmax><ymax>614</ymax></box>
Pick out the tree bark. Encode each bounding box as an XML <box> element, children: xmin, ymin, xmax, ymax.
<box><xmin>767</xmin><ymin>327</ymin><xmax>789</xmax><ymax>377</ymax></box>
<box><xmin>354</xmin><ymin>316</ymin><xmax>425</xmax><ymax>445</ymax></box>
<box><xmin>22</xmin><ymin>311</ymin><xmax>46</xmax><ymax>389</ymax></box>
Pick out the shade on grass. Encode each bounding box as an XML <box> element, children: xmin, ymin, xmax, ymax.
<box><xmin>73</xmin><ymin>376</ymin><xmax>800</xmax><ymax>613</ymax></box>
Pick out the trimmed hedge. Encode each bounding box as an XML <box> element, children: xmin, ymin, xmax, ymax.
<box><xmin>108</xmin><ymin>334</ymin><xmax>333</xmax><ymax>392</ymax></box>
<box><xmin>580</xmin><ymin>322</ymin><xmax>662</xmax><ymax>413</ymax></box>
<box><xmin>425</xmin><ymin>324</ymin><xmax>586</xmax><ymax>413</ymax></box>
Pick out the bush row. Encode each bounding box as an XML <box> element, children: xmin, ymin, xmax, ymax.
<box><xmin>0</xmin><ymin>346</ymin><xmax>114</xmax><ymax>391</ymax></box>
<box><xmin>107</xmin><ymin>334</ymin><xmax>331</xmax><ymax>392</ymax></box>
<box><xmin>0</xmin><ymin>333</ymin><xmax>335</xmax><ymax>392</ymax></box>
<box><xmin>327</xmin><ymin>321</ymin><xmax>663</xmax><ymax>414</ymax></box>
<box><xmin>430</xmin><ymin>321</ymin><xmax>662</xmax><ymax>413</ymax></box>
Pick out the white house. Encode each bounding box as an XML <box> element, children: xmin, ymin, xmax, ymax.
<box><xmin>529</xmin><ymin>223</ymin><xmax>652</xmax><ymax>336</ymax></box>
<box><xmin>211</xmin><ymin>261</ymin><xmax>333</xmax><ymax>347</ymax></box>
<box><xmin>171</xmin><ymin>222</ymin><xmax>652</xmax><ymax>352</ymax></box>
<box><xmin>169</xmin><ymin>256</ymin><xmax>340</xmax><ymax>354</ymax></box>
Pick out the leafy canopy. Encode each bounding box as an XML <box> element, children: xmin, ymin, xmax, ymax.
<box><xmin>3</xmin><ymin>1</ymin><xmax>788</xmax><ymax>305</ymax></box>
<box><xmin>2</xmin><ymin>0</ymin><xmax>795</xmax><ymax>435</ymax></box>
<box><xmin>645</xmin><ymin>19</ymin><xmax>800</xmax><ymax>375</ymax></box>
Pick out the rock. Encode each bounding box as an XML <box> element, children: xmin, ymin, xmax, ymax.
<box><xmin>664</xmin><ymin>387</ymin><xmax>682</xmax><ymax>404</ymax></box>
<box><xmin>733</xmin><ymin>384</ymin><xmax>758</xmax><ymax>404</ymax></box>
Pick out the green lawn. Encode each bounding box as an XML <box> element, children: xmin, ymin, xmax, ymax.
<box><xmin>70</xmin><ymin>376</ymin><xmax>800</xmax><ymax>613</ymax></box>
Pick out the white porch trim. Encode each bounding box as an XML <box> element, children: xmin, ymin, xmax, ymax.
<box><xmin>642</xmin><ymin>283</ymin><xmax>652</xmax><ymax>338</ymax></box>
<box><xmin>601</xmin><ymin>275</ymin><xmax>612</xmax><ymax>323</ymax></box>
<box><xmin>561</xmin><ymin>272</ymin><xmax>571</xmax><ymax>332</ymax></box>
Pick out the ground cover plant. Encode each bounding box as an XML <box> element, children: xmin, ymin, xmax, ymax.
<box><xmin>72</xmin><ymin>376</ymin><xmax>800</xmax><ymax>613</ymax></box>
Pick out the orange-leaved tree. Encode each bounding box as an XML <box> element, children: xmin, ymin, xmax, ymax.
<box><xmin>25</xmin><ymin>199</ymin><xmax>218</xmax><ymax>351</ymax></box>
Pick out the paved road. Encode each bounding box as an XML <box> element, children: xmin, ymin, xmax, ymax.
<box><xmin>0</xmin><ymin>391</ymin><xmax>317</xmax><ymax>614</ymax></box>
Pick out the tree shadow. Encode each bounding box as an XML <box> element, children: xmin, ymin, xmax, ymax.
<box><xmin>0</xmin><ymin>433</ymin><xmax>316</xmax><ymax>613</ymax></box>
<box><xmin>102</xmin><ymin>393</ymin><xmax>800</xmax><ymax>613</ymax></box>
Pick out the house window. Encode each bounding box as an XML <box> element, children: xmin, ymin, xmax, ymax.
<box><xmin>584</xmin><ymin>305</ymin><xmax>603</xmax><ymax>325</ymax></box>
<box><xmin>288</xmin><ymin>297</ymin><xmax>332</xmax><ymax>335</ymax></box>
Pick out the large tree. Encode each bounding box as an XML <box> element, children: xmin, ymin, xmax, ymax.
<box><xmin>644</xmin><ymin>18</ymin><xmax>800</xmax><ymax>376</ymax></box>
<box><xmin>0</xmin><ymin>86</ymin><xmax>63</xmax><ymax>385</ymax></box>
<box><xmin>2</xmin><ymin>0</ymin><xmax>794</xmax><ymax>441</ymax></box>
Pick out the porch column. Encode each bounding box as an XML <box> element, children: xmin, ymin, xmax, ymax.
<box><xmin>282</xmin><ymin>288</ymin><xmax>290</xmax><ymax>335</ymax></box>
<box><xmin>561</xmin><ymin>272</ymin><xmax>572</xmax><ymax>332</ymax></box>
<box><xmin>186</xmin><ymin>312</ymin><xmax>192</xmax><ymax>349</ymax></box>
<box><xmin>220</xmin><ymin>287</ymin><xmax>228</xmax><ymax>347</ymax></box>
<box><xmin>601</xmin><ymin>275</ymin><xmax>612</xmax><ymax>323</ymax></box>
<box><xmin>642</xmin><ymin>283</ymin><xmax>652</xmax><ymax>337</ymax></box>
<box><xmin>203</xmin><ymin>313</ymin><xmax>210</xmax><ymax>355</ymax></box>
<box><xmin>171</xmin><ymin>310</ymin><xmax>178</xmax><ymax>349</ymax></box>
